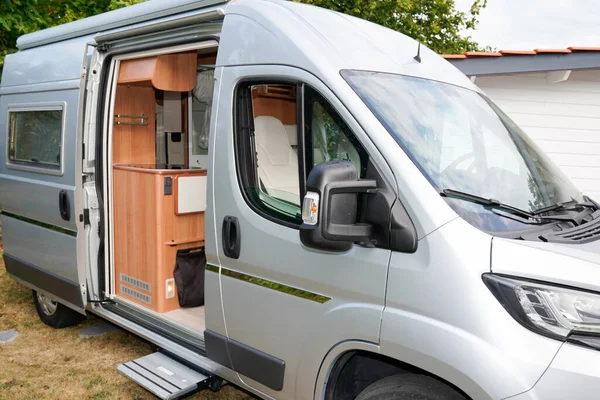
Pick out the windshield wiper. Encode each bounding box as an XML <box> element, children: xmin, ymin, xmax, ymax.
<box><xmin>441</xmin><ymin>188</ymin><xmax>535</xmax><ymax>219</ymax></box>
<box><xmin>532</xmin><ymin>199</ymin><xmax>579</xmax><ymax>215</ymax></box>
<box><xmin>532</xmin><ymin>198</ymin><xmax>599</xmax><ymax>215</ymax></box>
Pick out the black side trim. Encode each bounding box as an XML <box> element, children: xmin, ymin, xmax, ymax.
<box><xmin>1</xmin><ymin>211</ymin><xmax>77</xmax><ymax>237</ymax></box>
<box><xmin>228</xmin><ymin>337</ymin><xmax>286</xmax><ymax>391</ymax></box>
<box><xmin>205</xmin><ymin>329</ymin><xmax>285</xmax><ymax>391</ymax></box>
<box><xmin>3</xmin><ymin>253</ymin><xmax>83</xmax><ymax>308</ymax></box>
<box><xmin>101</xmin><ymin>302</ymin><xmax>206</xmax><ymax>355</ymax></box>
<box><xmin>204</xmin><ymin>330</ymin><xmax>233</xmax><ymax>369</ymax></box>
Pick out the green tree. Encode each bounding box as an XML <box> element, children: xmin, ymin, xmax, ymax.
<box><xmin>294</xmin><ymin>0</ymin><xmax>489</xmax><ymax>54</ymax></box>
<box><xmin>0</xmin><ymin>0</ymin><xmax>144</xmax><ymax>77</ymax></box>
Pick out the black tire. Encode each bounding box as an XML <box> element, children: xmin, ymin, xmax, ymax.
<box><xmin>32</xmin><ymin>290</ymin><xmax>85</xmax><ymax>329</ymax></box>
<box><xmin>356</xmin><ymin>374</ymin><xmax>466</xmax><ymax>400</ymax></box>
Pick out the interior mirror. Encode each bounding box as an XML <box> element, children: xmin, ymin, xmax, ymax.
<box><xmin>300</xmin><ymin>161</ymin><xmax>377</xmax><ymax>252</ymax></box>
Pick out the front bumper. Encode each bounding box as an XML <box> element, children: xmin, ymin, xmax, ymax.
<box><xmin>508</xmin><ymin>342</ymin><xmax>600</xmax><ymax>399</ymax></box>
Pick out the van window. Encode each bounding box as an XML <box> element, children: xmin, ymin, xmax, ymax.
<box><xmin>235</xmin><ymin>83</ymin><xmax>302</xmax><ymax>226</ymax></box>
<box><xmin>235</xmin><ymin>82</ymin><xmax>367</xmax><ymax>227</ymax></box>
<box><xmin>7</xmin><ymin>107</ymin><xmax>63</xmax><ymax>171</ymax></box>
<box><xmin>304</xmin><ymin>86</ymin><xmax>368</xmax><ymax>178</ymax></box>
<box><xmin>342</xmin><ymin>70</ymin><xmax>583</xmax><ymax>232</ymax></box>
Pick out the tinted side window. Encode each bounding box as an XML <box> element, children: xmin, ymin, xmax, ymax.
<box><xmin>304</xmin><ymin>87</ymin><xmax>368</xmax><ymax>178</ymax></box>
<box><xmin>235</xmin><ymin>83</ymin><xmax>302</xmax><ymax>226</ymax></box>
<box><xmin>7</xmin><ymin>107</ymin><xmax>63</xmax><ymax>171</ymax></box>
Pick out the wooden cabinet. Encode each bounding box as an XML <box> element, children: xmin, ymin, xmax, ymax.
<box><xmin>117</xmin><ymin>52</ymin><xmax>197</xmax><ymax>92</ymax></box>
<box><xmin>113</xmin><ymin>164</ymin><xmax>206</xmax><ymax>313</ymax></box>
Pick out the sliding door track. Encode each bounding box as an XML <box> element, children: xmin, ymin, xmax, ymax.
<box><xmin>101</xmin><ymin>301</ymin><xmax>206</xmax><ymax>355</ymax></box>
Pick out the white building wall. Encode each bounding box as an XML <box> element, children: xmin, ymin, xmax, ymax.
<box><xmin>475</xmin><ymin>70</ymin><xmax>600</xmax><ymax>201</ymax></box>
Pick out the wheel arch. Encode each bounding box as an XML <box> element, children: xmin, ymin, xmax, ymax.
<box><xmin>314</xmin><ymin>342</ymin><xmax>473</xmax><ymax>400</ymax></box>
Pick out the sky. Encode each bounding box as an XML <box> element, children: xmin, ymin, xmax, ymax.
<box><xmin>455</xmin><ymin>0</ymin><xmax>600</xmax><ymax>51</ymax></box>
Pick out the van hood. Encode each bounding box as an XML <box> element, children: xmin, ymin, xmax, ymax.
<box><xmin>491</xmin><ymin>237</ymin><xmax>600</xmax><ymax>292</ymax></box>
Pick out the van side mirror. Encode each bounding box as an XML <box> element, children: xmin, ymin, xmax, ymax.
<box><xmin>300</xmin><ymin>161</ymin><xmax>376</xmax><ymax>252</ymax></box>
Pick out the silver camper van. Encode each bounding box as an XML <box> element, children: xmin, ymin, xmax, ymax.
<box><xmin>2</xmin><ymin>1</ymin><xmax>600</xmax><ymax>399</ymax></box>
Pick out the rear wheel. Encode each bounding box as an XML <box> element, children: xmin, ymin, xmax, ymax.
<box><xmin>33</xmin><ymin>290</ymin><xmax>85</xmax><ymax>329</ymax></box>
<box><xmin>356</xmin><ymin>374</ymin><xmax>466</xmax><ymax>400</ymax></box>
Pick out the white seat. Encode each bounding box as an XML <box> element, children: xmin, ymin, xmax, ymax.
<box><xmin>284</xmin><ymin>124</ymin><xmax>297</xmax><ymax>148</ymax></box>
<box><xmin>254</xmin><ymin>116</ymin><xmax>300</xmax><ymax>204</ymax></box>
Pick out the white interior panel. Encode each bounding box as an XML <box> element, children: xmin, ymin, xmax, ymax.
<box><xmin>177</xmin><ymin>175</ymin><xmax>207</xmax><ymax>214</ymax></box>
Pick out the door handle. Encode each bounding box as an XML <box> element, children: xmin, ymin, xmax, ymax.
<box><xmin>222</xmin><ymin>216</ymin><xmax>241</xmax><ymax>259</ymax></box>
<box><xmin>59</xmin><ymin>190</ymin><xmax>70</xmax><ymax>221</ymax></box>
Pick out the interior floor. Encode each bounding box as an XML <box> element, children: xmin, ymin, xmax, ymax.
<box><xmin>162</xmin><ymin>306</ymin><xmax>206</xmax><ymax>333</ymax></box>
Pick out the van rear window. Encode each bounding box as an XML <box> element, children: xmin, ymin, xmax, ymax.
<box><xmin>7</xmin><ymin>107</ymin><xmax>63</xmax><ymax>172</ymax></box>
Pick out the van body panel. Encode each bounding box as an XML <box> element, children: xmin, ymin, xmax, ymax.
<box><xmin>221</xmin><ymin>1</ymin><xmax>478</xmax><ymax>91</ymax></box>
<box><xmin>212</xmin><ymin>63</ymin><xmax>391</xmax><ymax>398</ymax></box>
<box><xmin>511</xmin><ymin>343</ymin><xmax>600</xmax><ymax>400</ymax></box>
<box><xmin>0</xmin><ymin>39</ymin><xmax>87</xmax><ymax>312</ymax></box>
<box><xmin>1</xmin><ymin>38</ymin><xmax>90</xmax><ymax>89</ymax></box>
<box><xmin>3</xmin><ymin>253</ymin><xmax>83</xmax><ymax>311</ymax></box>
<box><xmin>203</xmin><ymin>66</ymin><xmax>228</xmax><ymax>340</ymax></box>
<box><xmin>16</xmin><ymin>0</ymin><xmax>229</xmax><ymax>50</ymax></box>
<box><xmin>0</xmin><ymin>175</ymin><xmax>75</xmax><ymax>230</ymax></box>
<box><xmin>1</xmin><ymin>216</ymin><xmax>78</xmax><ymax>282</ymax></box>
<box><xmin>492</xmin><ymin>237</ymin><xmax>600</xmax><ymax>293</ymax></box>
<box><xmin>217</xmin><ymin>6</ymin><xmax>459</xmax><ymax>239</ymax></box>
<box><xmin>382</xmin><ymin>218</ymin><xmax>562</xmax><ymax>399</ymax></box>
<box><xmin>0</xmin><ymin>88</ymin><xmax>80</xmax><ymax>228</ymax></box>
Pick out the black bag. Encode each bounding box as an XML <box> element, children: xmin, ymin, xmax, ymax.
<box><xmin>173</xmin><ymin>247</ymin><xmax>206</xmax><ymax>307</ymax></box>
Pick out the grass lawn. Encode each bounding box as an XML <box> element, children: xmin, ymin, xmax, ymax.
<box><xmin>0</xmin><ymin>254</ymin><xmax>253</xmax><ymax>400</ymax></box>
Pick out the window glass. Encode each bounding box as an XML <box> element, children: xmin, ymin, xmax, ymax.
<box><xmin>8</xmin><ymin>109</ymin><xmax>63</xmax><ymax>170</ymax></box>
<box><xmin>235</xmin><ymin>83</ymin><xmax>368</xmax><ymax>227</ymax></box>
<box><xmin>343</xmin><ymin>70</ymin><xmax>582</xmax><ymax>232</ymax></box>
<box><xmin>236</xmin><ymin>83</ymin><xmax>302</xmax><ymax>225</ymax></box>
<box><xmin>304</xmin><ymin>87</ymin><xmax>367</xmax><ymax>178</ymax></box>
<box><xmin>190</xmin><ymin>69</ymin><xmax>215</xmax><ymax>167</ymax></box>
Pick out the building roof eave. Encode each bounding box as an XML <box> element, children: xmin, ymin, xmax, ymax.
<box><xmin>448</xmin><ymin>52</ymin><xmax>600</xmax><ymax>76</ymax></box>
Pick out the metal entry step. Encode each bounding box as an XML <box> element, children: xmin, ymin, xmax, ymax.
<box><xmin>117</xmin><ymin>352</ymin><xmax>209</xmax><ymax>399</ymax></box>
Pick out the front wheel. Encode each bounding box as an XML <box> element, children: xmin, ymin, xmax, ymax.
<box><xmin>33</xmin><ymin>290</ymin><xmax>85</xmax><ymax>329</ymax></box>
<box><xmin>356</xmin><ymin>374</ymin><xmax>466</xmax><ymax>400</ymax></box>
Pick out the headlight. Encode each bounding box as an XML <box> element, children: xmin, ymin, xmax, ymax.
<box><xmin>483</xmin><ymin>274</ymin><xmax>600</xmax><ymax>343</ymax></box>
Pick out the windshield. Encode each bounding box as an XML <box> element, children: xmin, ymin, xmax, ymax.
<box><xmin>342</xmin><ymin>70</ymin><xmax>583</xmax><ymax>233</ymax></box>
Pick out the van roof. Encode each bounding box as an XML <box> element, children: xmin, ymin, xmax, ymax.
<box><xmin>16</xmin><ymin>0</ymin><xmax>229</xmax><ymax>50</ymax></box>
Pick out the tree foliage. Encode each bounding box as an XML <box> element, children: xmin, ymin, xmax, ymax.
<box><xmin>0</xmin><ymin>0</ymin><xmax>488</xmax><ymax>78</ymax></box>
<box><xmin>0</xmin><ymin>0</ymin><xmax>144</xmax><ymax>76</ymax></box>
<box><xmin>294</xmin><ymin>0</ymin><xmax>489</xmax><ymax>54</ymax></box>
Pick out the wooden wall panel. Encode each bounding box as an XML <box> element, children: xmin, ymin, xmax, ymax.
<box><xmin>252</xmin><ymin>96</ymin><xmax>297</xmax><ymax>125</ymax></box>
<box><xmin>113</xmin><ymin>85</ymin><xmax>156</xmax><ymax>165</ymax></box>
<box><xmin>113</xmin><ymin>168</ymin><xmax>159</xmax><ymax>310</ymax></box>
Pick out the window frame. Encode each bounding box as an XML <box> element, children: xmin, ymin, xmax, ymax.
<box><xmin>233</xmin><ymin>79</ymin><xmax>370</xmax><ymax>229</ymax></box>
<box><xmin>6</xmin><ymin>102</ymin><xmax>67</xmax><ymax>176</ymax></box>
<box><xmin>234</xmin><ymin>78</ymin><xmax>304</xmax><ymax>229</ymax></box>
